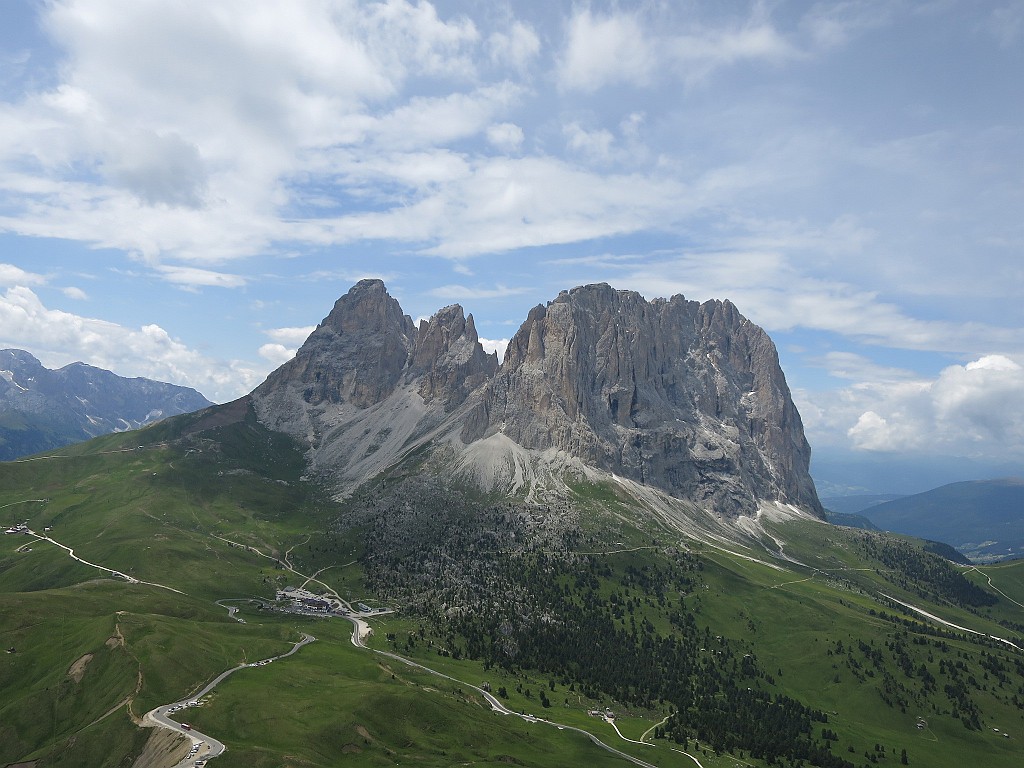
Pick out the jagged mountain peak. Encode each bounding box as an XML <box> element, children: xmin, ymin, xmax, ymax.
<box><xmin>471</xmin><ymin>283</ymin><xmax>820</xmax><ymax>517</ymax></box>
<box><xmin>251</xmin><ymin>281</ymin><xmax>822</xmax><ymax>520</ymax></box>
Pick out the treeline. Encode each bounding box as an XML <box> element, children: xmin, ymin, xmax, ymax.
<box><xmin>856</xmin><ymin>535</ymin><xmax>997</xmax><ymax>608</ymax></box>
<box><xmin>340</xmin><ymin>477</ymin><xmax>875</xmax><ymax>766</ymax></box>
<box><xmin>667</xmin><ymin>687</ymin><xmax>851</xmax><ymax>767</ymax></box>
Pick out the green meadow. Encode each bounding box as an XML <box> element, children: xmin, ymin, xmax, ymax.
<box><xmin>2</xmin><ymin>419</ymin><xmax>1023</xmax><ymax>767</ymax></box>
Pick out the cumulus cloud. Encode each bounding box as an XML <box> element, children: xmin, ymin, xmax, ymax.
<box><xmin>256</xmin><ymin>325</ymin><xmax>316</xmax><ymax>367</ymax></box>
<box><xmin>488</xmin><ymin>20</ymin><xmax>540</xmax><ymax>71</ymax></box>
<box><xmin>563</xmin><ymin>122</ymin><xmax>614</xmax><ymax>162</ymax></box>
<box><xmin>558</xmin><ymin>9</ymin><xmax>654</xmax><ymax>92</ymax></box>
<box><xmin>265</xmin><ymin>326</ymin><xmax>316</xmax><ymax>346</ymax></box>
<box><xmin>258</xmin><ymin>343</ymin><xmax>296</xmax><ymax>366</ymax></box>
<box><xmin>841</xmin><ymin>355</ymin><xmax>1024</xmax><ymax>458</ymax></box>
<box><xmin>558</xmin><ymin>7</ymin><xmax>797</xmax><ymax>92</ymax></box>
<box><xmin>478</xmin><ymin>336</ymin><xmax>508</xmax><ymax>359</ymax></box>
<box><xmin>61</xmin><ymin>286</ymin><xmax>88</xmax><ymax>300</ymax></box>
<box><xmin>0</xmin><ymin>263</ymin><xmax>46</xmax><ymax>286</ymax></box>
<box><xmin>367</xmin><ymin>84</ymin><xmax>522</xmax><ymax>151</ymax></box>
<box><xmin>105</xmin><ymin>130</ymin><xmax>208</xmax><ymax>208</ymax></box>
<box><xmin>0</xmin><ymin>0</ymin><xmax>490</xmax><ymax>264</ymax></box>
<box><xmin>487</xmin><ymin>122</ymin><xmax>524</xmax><ymax>152</ymax></box>
<box><xmin>0</xmin><ymin>285</ymin><xmax>263</xmax><ymax>401</ymax></box>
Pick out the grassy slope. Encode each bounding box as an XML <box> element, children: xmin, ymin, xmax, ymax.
<box><xmin>2</xmin><ymin>418</ymin><xmax>1023</xmax><ymax>767</ymax></box>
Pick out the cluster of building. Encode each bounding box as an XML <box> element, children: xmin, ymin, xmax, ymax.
<box><xmin>3</xmin><ymin>522</ymin><xmax>29</xmax><ymax>535</ymax></box>
<box><xmin>275</xmin><ymin>587</ymin><xmax>347</xmax><ymax>616</ymax></box>
<box><xmin>267</xmin><ymin>587</ymin><xmax>388</xmax><ymax>619</ymax></box>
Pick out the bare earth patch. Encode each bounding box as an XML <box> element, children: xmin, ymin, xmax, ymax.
<box><xmin>67</xmin><ymin>653</ymin><xmax>93</xmax><ymax>683</ymax></box>
<box><xmin>130</xmin><ymin>727</ymin><xmax>191</xmax><ymax>768</ymax></box>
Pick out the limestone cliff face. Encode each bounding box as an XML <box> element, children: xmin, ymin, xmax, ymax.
<box><xmin>467</xmin><ymin>284</ymin><xmax>821</xmax><ymax>516</ymax></box>
<box><xmin>410</xmin><ymin>304</ymin><xmax>498</xmax><ymax>410</ymax></box>
<box><xmin>252</xmin><ymin>280</ymin><xmax>822</xmax><ymax>518</ymax></box>
<box><xmin>251</xmin><ymin>280</ymin><xmax>497</xmax><ymax>482</ymax></box>
<box><xmin>263</xmin><ymin>279</ymin><xmax>416</xmax><ymax>409</ymax></box>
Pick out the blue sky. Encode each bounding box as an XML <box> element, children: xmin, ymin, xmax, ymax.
<box><xmin>0</xmin><ymin>0</ymin><xmax>1022</xmax><ymax>486</ymax></box>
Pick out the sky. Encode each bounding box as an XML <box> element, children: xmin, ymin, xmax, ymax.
<box><xmin>0</xmin><ymin>0</ymin><xmax>1022</xmax><ymax>492</ymax></box>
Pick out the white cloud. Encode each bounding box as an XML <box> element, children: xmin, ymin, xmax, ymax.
<box><xmin>105</xmin><ymin>130</ymin><xmax>208</xmax><ymax>208</ymax></box>
<box><xmin>0</xmin><ymin>263</ymin><xmax>46</xmax><ymax>286</ymax></box>
<box><xmin>614</xmin><ymin>247</ymin><xmax>1024</xmax><ymax>358</ymax></box>
<box><xmin>61</xmin><ymin>286</ymin><xmax>88</xmax><ymax>300</ymax></box>
<box><xmin>558</xmin><ymin>9</ymin><xmax>654</xmax><ymax>92</ymax></box>
<box><xmin>487</xmin><ymin>122</ymin><xmax>524</xmax><ymax>152</ymax></box>
<box><xmin>256</xmin><ymin>326</ymin><xmax>316</xmax><ymax>367</ymax></box>
<box><xmin>817</xmin><ymin>351</ymin><xmax>916</xmax><ymax>383</ymax></box>
<box><xmin>802</xmin><ymin>354</ymin><xmax>1024</xmax><ymax>459</ymax></box>
<box><xmin>799</xmin><ymin>1</ymin><xmax>895</xmax><ymax>50</ymax></box>
<box><xmin>368</xmin><ymin>84</ymin><xmax>522</xmax><ymax>151</ymax></box>
<box><xmin>665</xmin><ymin>22</ymin><xmax>798</xmax><ymax>84</ymax></box>
<box><xmin>478</xmin><ymin>336</ymin><xmax>508</xmax><ymax>359</ymax></box>
<box><xmin>984</xmin><ymin>4</ymin><xmax>1024</xmax><ymax>47</ymax></box>
<box><xmin>488</xmin><ymin>20</ymin><xmax>540</xmax><ymax>71</ymax></box>
<box><xmin>563</xmin><ymin>122</ymin><xmax>614</xmax><ymax>162</ymax></box>
<box><xmin>154</xmin><ymin>265</ymin><xmax>248</xmax><ymax>289</ymax></box>
<box><xmin>0</xmin><ymin>285</ymin><xmax>263</xmax><ymax>401</ymax></box>
<box><xmin>265</xmin><ymin>325</ymin><xmax>316</xmax><ymax>346</ymax></box>
<box><xmin>428</xmin><ymin>283</ymin><xmax>531</xmax><ymax>300</ymax></box>
<box><xmin>258</xmin><ymin>343</ymin><xmax>295</xmax><ymax>366</ymax></box>
<box><xmin>0</xmin><ymin>0</ymin><xmax>490</xmax><ymax>265</ymax></box>
<box><xmin>558</xmin><ymin>7</ymin><xmax>798</xmax><ymax>92</ymax></box>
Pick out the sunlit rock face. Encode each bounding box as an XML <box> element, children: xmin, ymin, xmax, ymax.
<box><xmin>252</xmin><ymin>280</ymin><xmax>822</xmax><ymax>518</ymax></box>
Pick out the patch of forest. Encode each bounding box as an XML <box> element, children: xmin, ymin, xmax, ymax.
<box><xmin>856</xmin><ymin>534</ymin><xmax>998</xmax><ymax>608</ymax></box>
<box><xmin>339</xmin><ymin>478</ymin><xmax>858</xmax><ymax>767</ymax></box>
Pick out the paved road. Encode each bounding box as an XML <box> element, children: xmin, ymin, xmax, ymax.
<box><xmin>23</xmin><ymin>528</ymin><xmax>185</xmax><ymax>594</ymax></box>
<box><xmin>345</xmin><ymin>616</ymin><xmax>659</xmax><ymax>768</ymax></box>
<box><xmin>143</xmin><ymin>634</ymin><xmax>315</xmax><ymax>767</ymax></box>
<box><xmin>881</xmin><ymin>593</ymin><xmax>1022</xmax><ymax>651</ymax></box>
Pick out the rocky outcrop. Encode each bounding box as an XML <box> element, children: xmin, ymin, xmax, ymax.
<box><xmin>251</xmin><ymin>280</ymin><xmax>822</xmax><ymax>518</ymax></box>
<box><xmin>0</xmin><ymin>349</ymin><xmax>212</xmax><ymax>461</ymax></box>
<box><xmin>467</xmin><ymin>284</ymin><xmax>820</xmax><ymax>516</ymax></box>
<box><xmin>261</xmin><ymin>279</ymin><xmax>416</xmax><ymax>410</ymax></box>
<box><xmin>410</xmin><ymin>304</ymin><xmax>498</xmax><ymax>410</ymax></box>
<box><xmin>251</xmin><ymin>280</ymin><xmax>497</xmax><ymax>485</ymax></box>
<box><xmin>256</xmin><ymin>280</ymin><xmax>497</xmax><ymax>415</ymax></box>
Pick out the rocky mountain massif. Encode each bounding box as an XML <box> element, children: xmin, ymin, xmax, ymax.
<box><xmin>6</xmin><ymin>284</ymin><xmax>1024</xmax><ymax>768</ymax></box>
<box><xmin>0</xmin><ymin>349</ymin><xmax>212</xmax><ymax>460</ymax></box>
<box><xmin>253</xmin><ymin>279</ymin><xmax>822</xmax><ymax>521</ymax></box>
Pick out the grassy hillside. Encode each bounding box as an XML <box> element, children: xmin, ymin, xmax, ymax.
<box><xmin>2</xmin><ymin>411</ymin><xmax>1023</xmax><ymax>767</ymax></box>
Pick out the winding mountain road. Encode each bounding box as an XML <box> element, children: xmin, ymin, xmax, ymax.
<box><xmin>881</xmin><ymin>593</ymin><xmax>1022</xmax><ymax>651</ymax></box>
<box><xmin>344</xmin><ymin>615</ymin><xmax>660</xmax><ymax>768</ymax></box>
<box><xmin>23</xmin><ymin>528</ymin><xmax>185</xmax><ymax>594</ymax></box>
<box><xmin>142</xmin><ymin>634</ymin><xmax>315</xmax><ymax>767</ymax></box>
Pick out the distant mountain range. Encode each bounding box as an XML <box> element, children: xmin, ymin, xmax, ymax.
<box><xmin>0</xmin><ymin>349</ymin><xmax>212</xmax><ymax>461</ymax></box>
<box><xmin>844</xmin><ymin>479</ymin><xmax>1024</xmax><ymax>562</ymax></box>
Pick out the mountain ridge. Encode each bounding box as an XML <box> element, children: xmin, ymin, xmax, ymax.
<box><xmin>0</xmin><ymin>348</ymin><xmax>212</xmax><ymax>460</ymax></box>
<box><xmin>252</xmin><ymin>279</ymin><xmax>823</xmax><ymax>521</ymax></box>
<box><xmin>857</xmin><ymin>477</ymin><xmax>1024</xmax><ymax>562</ymax></box>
